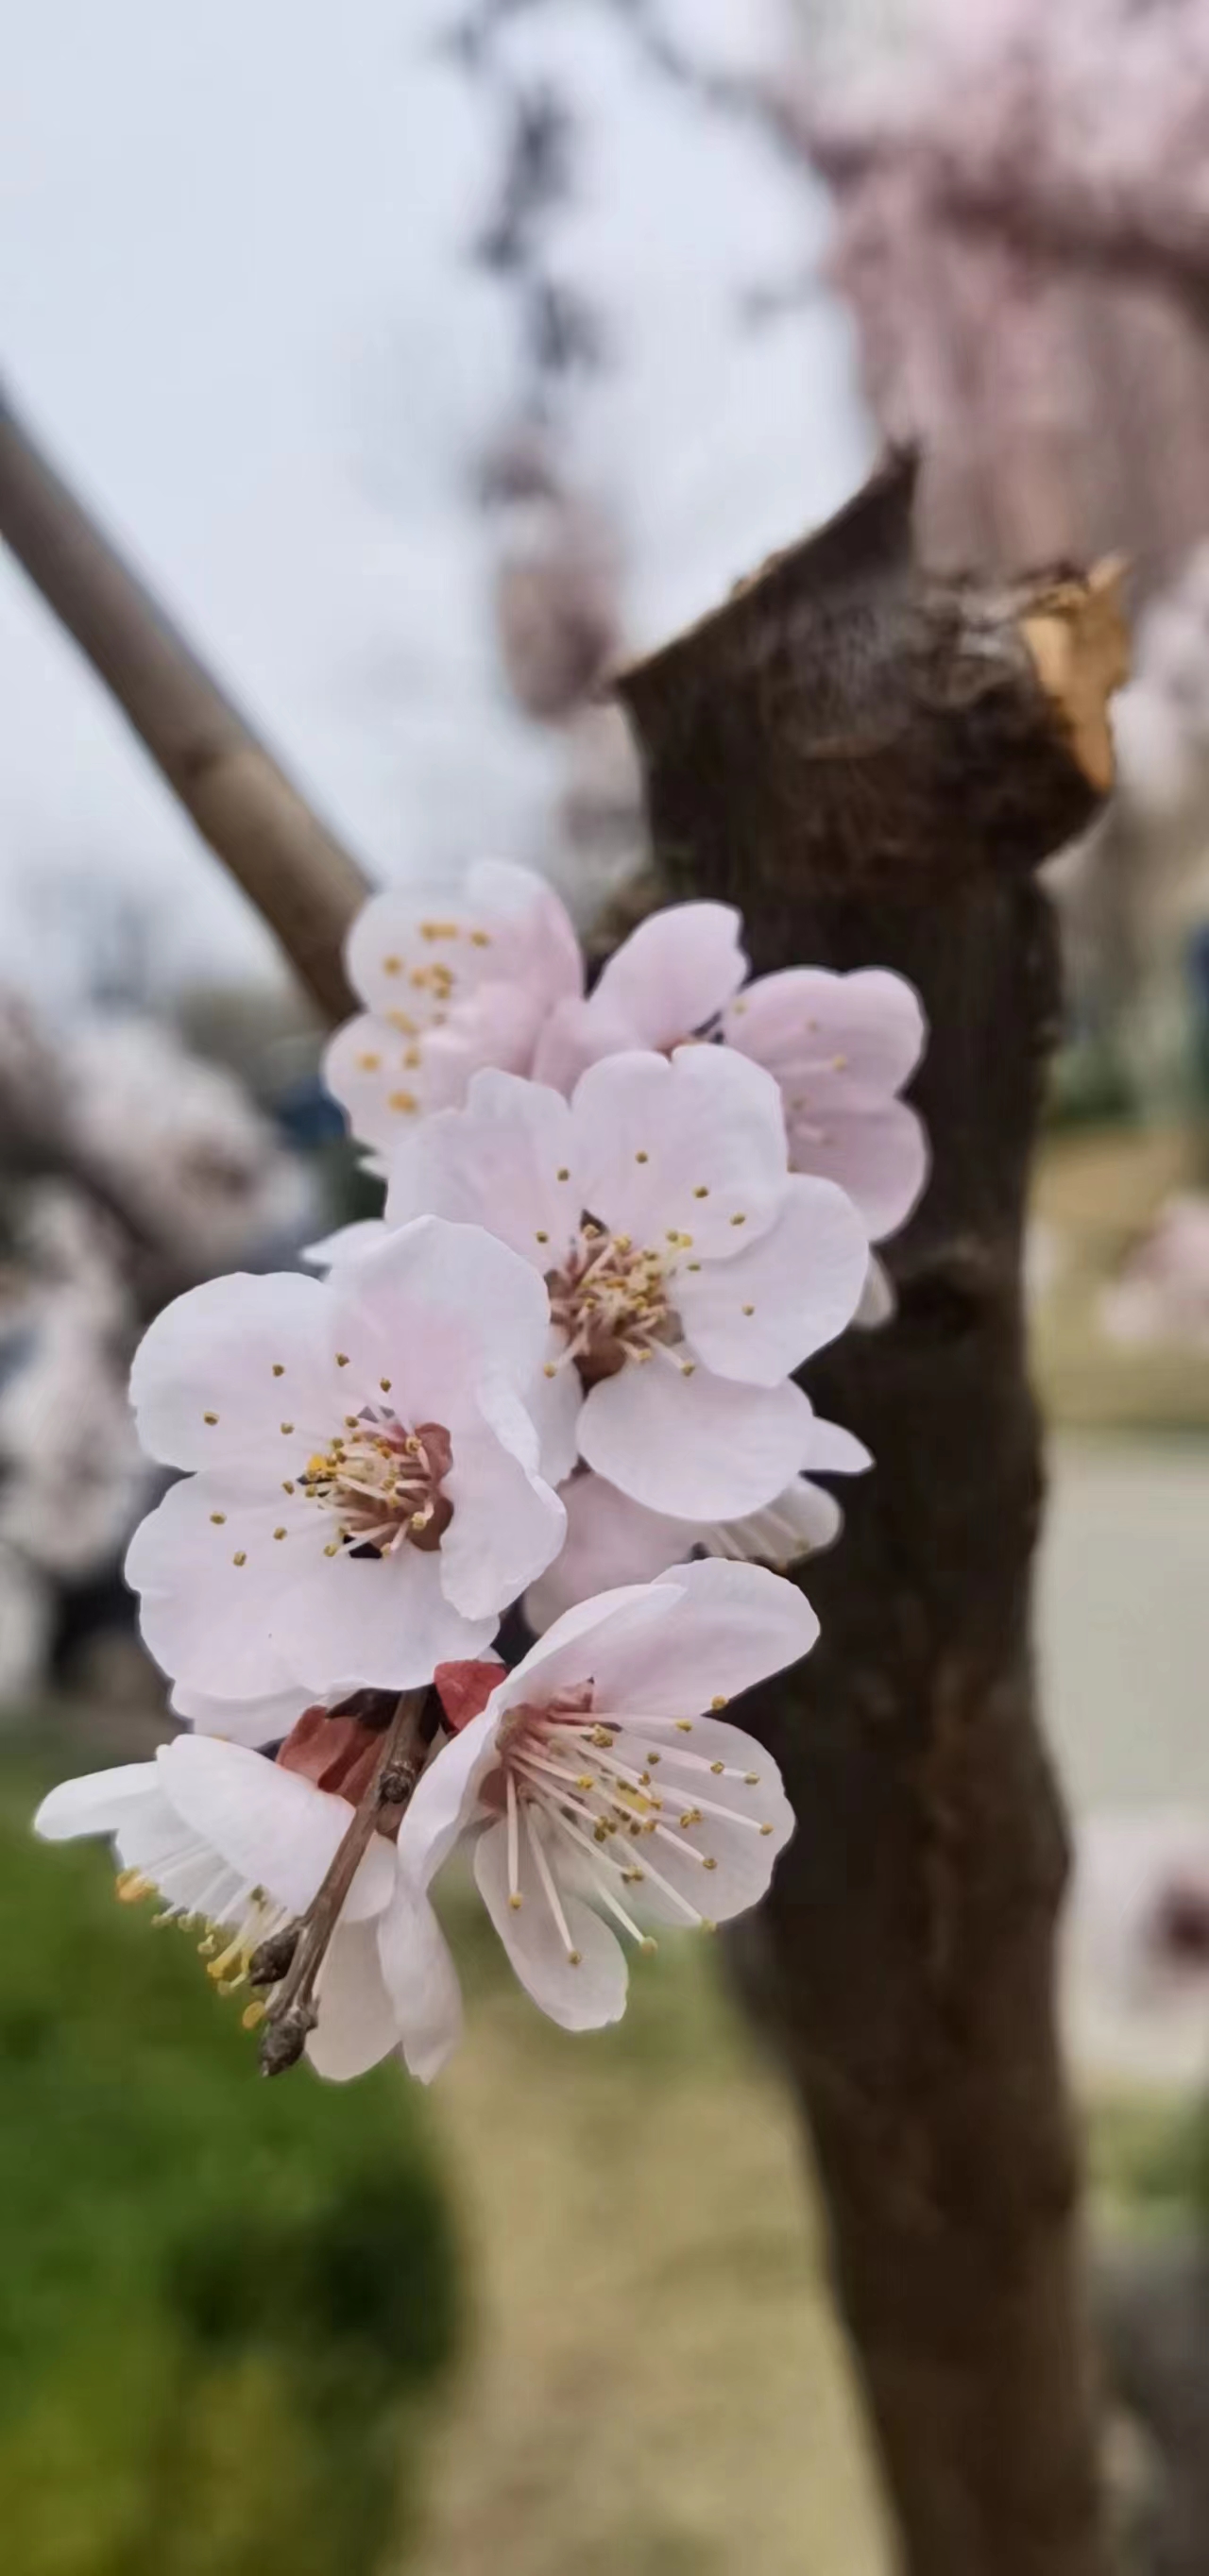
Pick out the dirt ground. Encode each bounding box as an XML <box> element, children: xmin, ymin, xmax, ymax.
<box><xmin>409</xmin><ymin>1918</ymin><xmax>889</xmax><ymax>2576</ymax></box>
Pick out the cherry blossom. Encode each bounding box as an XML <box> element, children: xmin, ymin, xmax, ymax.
<box><xmin>34</xmin><ymin>1731</ymin><xmax>460</xmax><ymax>2083</ymax></box>
<box><xmin>323</xmin><ymin>859</ymin><xmax>582</xmax><ymax>1158</ymax></box>
<box><xmin>524</xmin><ymin>1412</ymin><xmax>870</xmax><ymax>1631</ymax></box>
<box><xmin>124</xmin><ymin>1215</ymin><xmax>566</xmax><ymax>1705</ymax></box>
<box><xmin>397</xmin><ymin>1559</ymin><xmax>814</xmax><ymax>2036</ymax></box>
<box><xmin>384</xmin><ymin>1049</ymin><xmax>868</xmax><ymax>1522</ymax></box>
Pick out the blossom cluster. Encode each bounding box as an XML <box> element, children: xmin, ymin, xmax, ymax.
<box><xmin>37</xmin><ymin>865</ymin><xmax>927</xmax><ymax>2087</ymax></box>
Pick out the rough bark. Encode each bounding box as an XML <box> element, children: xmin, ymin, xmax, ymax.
<box><xmin>615</xmin><ymin>456</ymin><xmax>1123</xmax><ymax>2576</ymax></box>
<box><xmin>0</xmin><ymin>387</ymin><xmax>367</xmax><ymax>1021</ymax></box>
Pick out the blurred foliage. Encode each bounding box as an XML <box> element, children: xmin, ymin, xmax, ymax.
<box><xmin>0</xmin><ymin>1736</ymin><xmax>460</xmax><ymax>2576</ymax></box>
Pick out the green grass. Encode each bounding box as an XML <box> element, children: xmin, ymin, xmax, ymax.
<box><xmin>0</xmin><ymin>1734</ymin><xmax>460</xmax><ymax>2576</ymax></box>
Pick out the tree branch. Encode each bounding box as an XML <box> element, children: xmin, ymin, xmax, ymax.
<box><xmin>0</xmin><ymin>387</ymin><xmax>368</xmax><ymax>1021</ymax></box>
<box><xmin>615</xmin><ymin>453</ymin><xmax>1123</xmax><ymax>2576</ymax></box>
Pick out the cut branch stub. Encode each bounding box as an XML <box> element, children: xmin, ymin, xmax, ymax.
<box><xmin>614</xmin><ymin>455</ymin><xmax>1121</xmax><ymax>2576</ymax></box>
<box><xmin>618</xmin><ymin>450</ymin><xmax>1127</xmax><ymax>902</ymax></box>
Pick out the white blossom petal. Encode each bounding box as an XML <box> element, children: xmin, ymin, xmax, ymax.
<box><xmin>524</xmin><ymin>1476</ymin><xmax>691</xmax><ymax>1631</ymax></box>
<box><xmin>474</xmin><ymin>1815</ymin><xmax>628</xmax><ymax>2031</ymax></box>
<box><xmin>579</xmin><ymin>1363</ymin><xmax>816</xmax><ymax>1520</ymax></box>
<box><xmin>306</xmin><ymin>1919</ymin><xmax>401</xmax><ymax>2081</ymax></box>
<box><xmin>376</xmin><ymin>1872</ymin><xmax>465</xmax><ymax>2082</ymax></box>
<box><xmin>170</xmin><ymin>1677</ymin><xmax>314</xmax><ymax>1746</ymax></box>
<box><xmin>35</xmin><ymin>1764</ymin><xmax>161</xmax><ymax>1841</ymax></box>
<box><xmin>157</xmin><ymin>1735</ymin><xmax>395</xmax><ymax>1922</ymax></box>
<box><xmin>568</xmin><ymin>1556</ymin><xmax>817</xmax><ymax>1718</ymax></box>
<box><xmin>397</xmin><ymin>1713</ymin><xmax>503</xmax><ymax>1890</ymax></box>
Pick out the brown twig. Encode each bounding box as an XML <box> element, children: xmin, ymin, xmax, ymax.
<box><xmin>0</xmin><ymin>385</ymin><xmax>368</xmax><ymax>1022</ymax></box>
<box><xmin>258</xmin><ymin>1687</ymin><xmax>429</xmax><ymax>2075</ymax></box>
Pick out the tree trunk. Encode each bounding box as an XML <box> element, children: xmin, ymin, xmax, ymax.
<box><xmin>0</xmin><ymin>386</ymin><xmax>368</xmax><ymax>1021</ymax></box>
<box><xmin>615</xmin><ymin>457</ymin><xmax>1124</xmax><ymax>2576</ymax></box>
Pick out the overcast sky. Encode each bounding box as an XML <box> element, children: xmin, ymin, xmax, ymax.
<box><xmin>0</xmin><ymin>0</ymin><xmax>870</xmax><ymax>998</ymax></box>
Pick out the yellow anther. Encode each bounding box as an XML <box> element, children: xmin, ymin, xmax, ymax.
<box><xmin>344</xmin><ymin>1415</ymin><xmax>359</xmax><ymax>1430</ymax></box>
<box><xmin>324</xmin><ymin>1540</ymin><xmax>341</xmax><ymax>1557</ymax></box>
<box><xmin>469</xmin><ymin>928</ymin><xmax>491</xmax><ymax>947</ymax></box>
<box><xmin>680</xmin><ymin>1362</ymin><xmax>696</xmax><ymax>1378</ymax></box>
<box><xmin>556</xmin><ymin>1165</ymin><xmax>570</xmax><ymax>1181</ymax></box>
<box><xmin>357</xmin><ymin>1051</ymin><xmax>381</xmax><ymax>1071</ymax></box>
<box><xmin>710</xmin><ymin>1760</ymin><xmax>725</xmax><ymax>1776</ymax></box>
<box><xmin>508</xmin><ymin>1892</ymin><xmax>523</xmax><ymax>1910</ymax></box>
<box><xmin>419</xmin><ymin>919</ymin><xmax>459</xmax><ymax>940</ymax></box>
<box><xmin>232</xmin><ymin>1551</ymin><xmax>247</xmax><ymax>1568</ymax></box>
<box><xmin>335</xmin><ymin>1352</ymin><xmax>349</xmax><ymax>1366</ymax></box>
<box><xmin>383</xmin><ymin>954</ymin><xmax>401</xmax><ymax>974</ymax></box>
<box><xmin>730</xmin><ymin>1212</ymin><xmax>746</xmax><ymax>1228</ymax></box>
<box><xmin>203</xmin><ymin>1410</ymin><xmax>218</xmax><ymax>1425</ymax></box>
<box><xmin>280</xmin><ymin>1421</ymin><xmax>295</xmax><ymax>1435</ymax></box>
<box><xmin>388</xmin><ymin>1090</ymin><xmax>418</xmax><ymax>1112</ymax></box>
<box><xmin>675</xmin><ymin>1718</ymin><xmax>693</xmax><ymax>1732</ymax></box>
<box><xmin>702</xmin><ymin>1856</ymin><xmax>719</xmax><ymax>1872</ymax></box>
<box><xmin>693</xmin><ymin>1185</ymin><xmax>709</xmax><ymax>1198</ymax></box>
<box><xmin>710</xmin><ymin>1695</ymin><xmax>727</xmax><ymax>1710</ymax></box>
<box><xmin>639</xmin><ymin>1936</ymin><xmax>658</xmax><ymax>1956</ymax></box>
<box><xmin>567</xmin><ymin>1949</ymin><xmax>583</xmax><ymax>1967</ymax></box>
<box><xmin>831</xmin><ymin>1053</ymin><xmax>847</xmax><ymax>1071</ymax></box>
<box><xmin>680</xmin><ymin>1808</ymin><xmax>703</xmax><ymax>1828</ymax></box>
<box><xmin>543</xmin><ymin>1362</ymin><xmax>558</xmax><ymax>1379</ymax></box>
<box><xmin>536</xmin><ymin>1229</ymin><xmax>549</xmax><ymax>1245</ymax></box>
<box><xmin>387</xmin><ymin>1009</ymin><xmax>417</xmax><ymax>1034</ymax></box>
<box><xmin>687</xmin><ymin>1261</ymin><xmax>702</xmax><ymax>1273</ymax></box>
<box><xmin>379</xmin><ymin>1376</ymin><xmax>392</xmax><ymax>1393</ymax></box>
<box><xmin>116</xmin><ymin>1868</ymin><xmax>149</xmax><ymax>1904</ymax></box>
<box><xmin>576</xmin><ymin>1774</ymin><xmax>595</xmax><ymax>1792</ymax></box>
<box><xmin>741</xmin><ymin>1303</ymin><xmax>756</xmax><ymax>1316</ymax></box>
<box><xmin>744</xmin><ymin>1771</ymin><xmax>759</xmax><ymax>1786</ymax></box>
<box><xmin>759</xmin><ymin>1822</ymin><xmax>774</xmax><ymax>1837</ymax></box>
<box><xmin>210</xmin><ymin>1512</ymin><xmax>226</xmax><ymax>1526</ymax></box>
<box><xmin>281</xmin><ymin>1479</ymin><xmax>295</xmax><ymax>1495</ymax></box>
<box><xmin>273</xmin><ymin>1528</ymin><xmax>287</xmax><ymax>1542</ymax></box>
<box><xmin>242</xmin><ymin>2000</ymin><xmax>267</xmax><ymax>2030</ymax></box>
<box><xmin>635</xmin><ymin>1149</ymin><xmax>649</xmax><ymax>1164</ymax></box>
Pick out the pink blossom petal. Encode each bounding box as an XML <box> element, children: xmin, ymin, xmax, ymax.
<box><xmin>376</xmin><ymin>1873</ymin><xmax>465</xmax><ymax>2082</ymax></box>
<box><xmin>307</xmin><ymin>1919</ymin><xmax>402</xmax><ymax>2081</ymax></box>
<box><xmin>572</xmin><ymin>1046</ymin><xmax>790</xmax><ymax>1257</ymax></box>
<box><xmin>156</xmin><ymin>1735</ymin><xmax>396</xmax><ymax>1921</ymax></box>
<box><xmin>524</xmin><ymin>1476</ymin><xmax>692</xmax><ymax>1632</ymax></box>
<box><xmin>280</xmin><ymin>1538</ymin><xmax>496</xmax><ymax>1698</ymax></box>
<box><xmin>130</xmin><ymin>1271</ymin><xmax>349</xmax><ymax>1472</ymax></box>
<box><xmin>383</xmin><ymin>1074</ymin><xmax>575</xmax><ymax>1268</ymax></box>
<box><xmin>725</xmin><ymin>966</ymin><xmax>926</xmax><ymax>1094</ymax></box>
<box><xmin>323</xmin><ymin>991</ymin><xmax>540</xmax><ymax>1160</ymax></box>
<box><xmin>803</xmin><ymin>1416</ymin><xmax>871</xmax><ymax>1475</ymax></box>
<box><xmin>531</xmin><ymin>995</ymin><xmax>641</xmax><ymax>1094</ymax></box>
<box><xmin>579</xmin><ymin>1363</ymin><xmax>816</xmax><ymax>1520</ymax></box>
<box><xmin>345</xmin><ymin>863</ymin><xmax>581</xmax><ymax>1019</ymax></box>
<box><xmin>439</xmin><ymin>1392</ymin><xmax>567</xmax><ymax>1619</ymax></box>
<box><xmin>785</xmin><ymin>1097</ymin><xmax>928</xmax><ymax>1241</ymax></box>
<box><xmin>474</xmin><ymin>1814</ymin><xmax>628</xmax><ymax>2031</ymax></box>
<box><xmin>127</xmin><ymin>1474</ymin><xmax>332</xmax><ymax>1703</ymax></box>
<box><xmin>590</xmin><ymin>903</ymin><xmax>747</xmax><ymax>1048</ymax></box>
<box><xmin>675</xmin><ymin>1175</ymin><xmax>867</xmax><ymax>1384</ymax></box>
<box><xmin>338</xmin><ymin>1212</ymin><xmax>553</xmax><ymax>1420</ymax></box>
